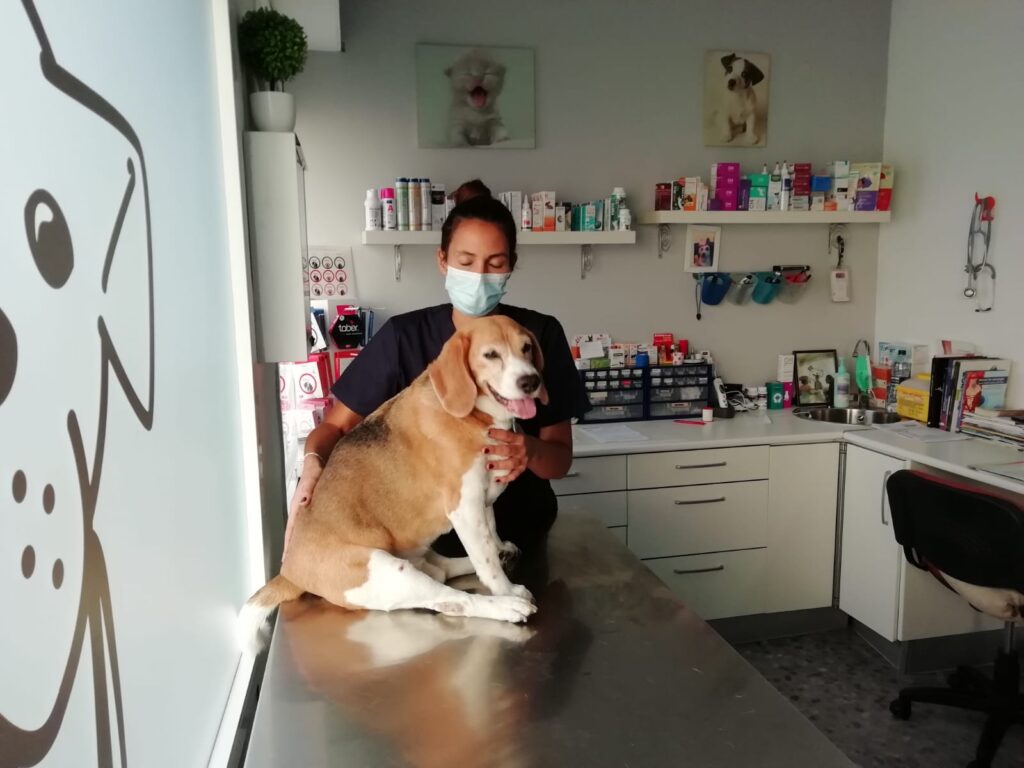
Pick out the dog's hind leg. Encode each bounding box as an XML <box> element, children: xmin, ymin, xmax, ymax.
<box><xmin>345</xmin><ymin>550</ymin><xmax>536</xmax><ymax>623</ymax></box>
<box><xmin>425</xmin><ymin>550</ymin><xmax>476</xmax><ymax>580</ymax></box>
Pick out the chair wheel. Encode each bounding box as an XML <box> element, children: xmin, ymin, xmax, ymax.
<box><xmin>889</xmin><ymin>697</ymin><xmax>912</xmax><ymax>720</ymax></box>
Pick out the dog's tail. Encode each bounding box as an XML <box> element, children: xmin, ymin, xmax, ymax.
<box><xmin>237</xmin><ymin>575</ymin><xmax>304</xmax><ymax>656</ymax></box>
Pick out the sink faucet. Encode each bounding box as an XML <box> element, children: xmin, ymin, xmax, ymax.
<box><xmin>851</xmin><ymin>339</ymin><xmax>871</xmax><ymax>408</ymax></box>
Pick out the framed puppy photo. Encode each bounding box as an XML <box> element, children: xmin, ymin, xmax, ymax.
<box><xmin>684</xmin><ymin>225</ymin><xmax>721</xmax><ymax>273</ymax></box>
<box><xmin>793</xmin><ymin>349</ymin><xmax>839</xmax><ymax>407</ymax></box>
<box><xmin>703</xmin><ymin>50</ymin><xmax>771</xmax><ymax>147</ymax></box>
<box><xmin>416</xmin><ymin>44</ymin><xmax>535</xmax><ymax>149</ymax></box>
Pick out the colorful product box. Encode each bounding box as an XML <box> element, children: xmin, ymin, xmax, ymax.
<box><xmin>877</xmin><ymin>163</ymin><xmax>894</xmax><ymax>211</ymax></box>
<box><xmin>738</xmin><ymin>178</ymin><xmax>752</xmax><ymax>210</ymax></box>
<box><xmin>655</xmin><ymin>183</ymin><xmax>672</xmax><ymax>211</ymax></box>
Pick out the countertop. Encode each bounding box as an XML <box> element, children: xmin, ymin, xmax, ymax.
<box><xmin>244</xmin><ymin>516</ymin><xmax>854</xmax><ymax>768</ymax></box>
<box><xmin>572</xmin><ymin>411</ymin><xmax>854</xmax><ymax>457</ymax></box>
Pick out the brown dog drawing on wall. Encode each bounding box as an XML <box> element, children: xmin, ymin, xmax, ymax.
<box><xmin>0</xmin><ymin>2</ymin><xmax>155</xmax><ymax>766</ymax></box>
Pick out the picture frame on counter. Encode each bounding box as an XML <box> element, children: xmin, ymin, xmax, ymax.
<box><xmin>793</xmin><ymin>349</ymin><xmax>838</xmax><ymax>406</ymax></box>
<box><xmin>684</xmin><ymin>225</ymin><xmax>721</xmax><ymax>273</ymax></box>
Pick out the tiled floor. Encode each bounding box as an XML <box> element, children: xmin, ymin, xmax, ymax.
<box><xmin>735</xmin><ymin>629</ymin><xmax>1024</xmax><ymax>767</ymax></box>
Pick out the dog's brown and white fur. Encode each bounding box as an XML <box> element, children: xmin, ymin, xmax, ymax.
<box><xmin>238</xmin><ymin>316</ymin><xmax>547</xmax><ymax>652</ymax></box>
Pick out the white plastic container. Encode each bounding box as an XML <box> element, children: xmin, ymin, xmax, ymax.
<box><xmin>364</xmin><ymin>188</ymin><xmax>382</xmax><ymax>231</ymax></box>
<box><xmin>521</xmin><ymin>196</ymin><xmax>532</xmax><ymax>230</ymax></box>
<box><xmin>780</xmin><ymin>161</ymin><xmax>791</xmax><ymax>211</ymax></box>
<box><xmin>618</xmin><ymin>207</ymin><xmax>632</xmax><ymax>231</ymax></box>
<box><xmin>419</xmin><ymin>178</ymin><xmax>432</xmax><ymax>231</ymax></box>
<box><xmin>409</xmin><ymin>178</ymin><xmax>422</xmax><ymax>231</ymax></box>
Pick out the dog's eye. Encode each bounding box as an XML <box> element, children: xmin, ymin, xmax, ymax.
<box><xmin>483</xmin><ymin>350</ymin><xmax>500</xmax><ymax>360</ymax></box>
<box><xmin>522</xmin><ymin>343</ymin><xmax>532</xmax><ymax>355</ymax></box>
<box><xmin>24</xmin><ymin>189</ymin><xmax>74</xmax><ymax>288</ymax></box>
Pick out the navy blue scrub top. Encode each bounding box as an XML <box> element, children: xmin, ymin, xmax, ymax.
<box><xmin>332</xmin><ymin>303</ymin><xmax>590</xmax><ymax>555</ymax></box>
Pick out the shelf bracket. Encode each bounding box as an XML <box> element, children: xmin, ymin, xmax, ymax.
<box><xmin>657</xmin><ymin>224</ymin><xmax>672</xmax><ymax>259</ymax></box>
<box><xmin>393</xmin><ymin>245</ymin><xmax>402</xmax><ymax>281</ymax></box>
<box><xmin>580</xmin><ymin>244</ymin><xmax>594</xmax><ymax>279</ymax></box>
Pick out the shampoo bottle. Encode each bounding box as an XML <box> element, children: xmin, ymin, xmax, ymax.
<box><xmin>521</xmin><ymin>196</ymin><xmax>532</xmax><ymax>231</ymax></box>
<box><xmin>780</xmin><ymin>161</ymin><xmax>791</xmax><ymax>211</ymax></box>
<box><xmin>768</xmin><ymin>162</ymin><xmax>782</xmax><ymax>210</ymax></box>
<box><xmin>834</xmin><ymin>358</ymin><xmax>851</xmax><ymax>408</ymax></box>
<box><xmin>364</xmin><ymin>188</ymin><xmax>382</xmax><ymax>231</ymax></box>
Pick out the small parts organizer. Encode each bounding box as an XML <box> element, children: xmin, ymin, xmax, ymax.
<box><xmin>579</xmin><ymin>362</ymin><xmax>712</xmax><ymax>423</ymax></box>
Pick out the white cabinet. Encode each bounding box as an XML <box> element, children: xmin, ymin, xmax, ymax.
<box><xmin>644</xmin><ymin>549</ymin><xmax>767</xmax><ymax>621</ymax></box>
<box><xmin>243</xmin><ymin>132</ymin><xmax>309</xmax><ymax>363</ymax></box>
<box><xmin>764</xmin><ymin>444</ymin><xmax>840</xmax><ymax>613</ymax></box>
<box><xmin>838</xmin><ymin>445</ymin><xmax>906</xmax><ymax>640</ymax></box>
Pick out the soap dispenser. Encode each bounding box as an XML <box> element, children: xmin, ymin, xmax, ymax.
<box><xmin>834</xmin><ymin>358</ymin><xmax>851</xmax><ymax>408</ymax></box>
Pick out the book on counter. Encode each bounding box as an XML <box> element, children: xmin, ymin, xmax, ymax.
<box><xmin>931</xmin><ymin>356</ymin><xmax>1011</xmax><ymax>432</ymax></box>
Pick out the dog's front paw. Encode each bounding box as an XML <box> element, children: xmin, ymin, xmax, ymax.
<box><xmin>506</xmin><ymin>583</ymin><xmax>534</xmax><ymax>603</ymax></box>
<box><xmin>476</xmin><ymin>593</ymin><xmax>537</xmax><ymax>623</ymax></box>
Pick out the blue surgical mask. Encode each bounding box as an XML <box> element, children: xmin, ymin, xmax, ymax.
<box><xmin>444</xmin><ymin>265</ymin><xmax>509</xmax><ymax>317</ymax></box>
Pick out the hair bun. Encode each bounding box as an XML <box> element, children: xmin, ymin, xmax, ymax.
<box><xmin>452</xmin><ymin>179</ymin><xmax>492</xmax><ymax>205</ymax></box>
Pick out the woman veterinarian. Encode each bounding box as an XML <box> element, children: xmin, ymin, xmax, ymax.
<box><xmin>287</xmin><ymin>180</ymin><xmax>590</xmax><ymax>558</ymax></box>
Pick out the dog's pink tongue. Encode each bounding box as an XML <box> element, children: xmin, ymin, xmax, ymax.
<box><xmin>470</xmin><ymin>87</ymin><xmax>487</xmax><ymax>108</ymax></box>
<box><xmin>506</xmin><ymin>398</ymin><xmax>537</xmax><ymax>420</ymax></box>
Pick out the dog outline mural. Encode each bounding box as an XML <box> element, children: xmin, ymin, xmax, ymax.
<box><xmin>0</xmin><ymin>1</ymin><xmax>155</xmax><ymax>765</ymax></box>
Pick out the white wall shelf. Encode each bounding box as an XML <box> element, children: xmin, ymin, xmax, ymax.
<box><xmin>638</xmin><ymin>210</ymin><xmax>891</xmax><ymax>225</ymax></box>
<box><xmin>361</xmin><ymin>230</ymin><xmax>637</xmax><ymax>280</ymax></box>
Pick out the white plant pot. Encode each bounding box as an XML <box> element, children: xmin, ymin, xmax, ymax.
<box><xmin>250</xmin><ymin>91</ymin><xmax>296</xmax><ymax>132</ymax></box>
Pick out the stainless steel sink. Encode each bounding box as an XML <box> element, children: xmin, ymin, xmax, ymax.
<box><xmin>793</xmin><ymin>407</ymin><xmax>902</xmax><ymax>425</ymax></box>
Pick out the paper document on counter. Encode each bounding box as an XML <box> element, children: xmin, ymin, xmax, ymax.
<box><xmin>873</xmin><ymin>421</ymin><xmax>971</xmax><ymax>443</ymax></box>
<box><xmin>971</xmin><ymin>460</ymin><xmax>1024</xmax><ymax>483</ymax></box>
<box><xmin>578</xmin><ymin>424</ymin><xmax>649</xmax><ymax>443</ymax></box>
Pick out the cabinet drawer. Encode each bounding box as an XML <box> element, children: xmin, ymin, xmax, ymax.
<box><xmin>557</xmin><ymin>491</ymin><xmax>627</xmax><ymax>528</ymax></box>
<box><xmin>645</xmin><ymin>549</ymin><xmax>766</xmax><ymax>620</ymax></box>
<box><xmin>627</xmin><ymin>446</ymin><xmax>769</xmax><ymax>489</ymax></box>
<box><xmin>627</xmin><ymin>480</ymin><xmax>768</xmax><ymax>559</ymax></box>
<box><xmin>551</xmin><ymin>456</ymin><xmax>626</xmax><ymax>496</ymax></box>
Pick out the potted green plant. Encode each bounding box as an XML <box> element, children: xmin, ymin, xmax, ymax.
<box><xmin>238</xmin><ymin>7</ymin><xmax>308</xmax><ymax>132</ymax></box>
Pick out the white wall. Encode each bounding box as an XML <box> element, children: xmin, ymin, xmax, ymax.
<box><xmin>876</xmin><ymin>0</ymin><xmax>1024</xmax><ymax>404</ymax></box>
<box><xmin>291</xmin><ymin>0</ymin><xmax>892</xmax><ymax>384</ymax></box>
<box><xmin>0</xmin><ymin>2</ymin><xmax>258</xmax><ymax>766</ymax></box>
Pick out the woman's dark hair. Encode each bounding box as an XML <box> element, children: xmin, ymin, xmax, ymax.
<box><xmin>452</xmin><ymin>178</ymin><xmax>492</xmax><ymax>205</ymax></box>
<box><xmin>441</xmin><ymin>184</ymin><xmax>518</xmax><ymax>269</ymax></box>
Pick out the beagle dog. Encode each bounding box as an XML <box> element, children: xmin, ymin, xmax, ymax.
<box><xmin>239</xmin><ymin>316</ymin><xmax>546</xmax><ymax>652</ymax></box>
<box><xmin>713</xmin><ymin>52</ymin><xmax>765</xmax><ymax>145</ymax></box>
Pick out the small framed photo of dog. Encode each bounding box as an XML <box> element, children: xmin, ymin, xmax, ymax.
<box><xmin>416</xmin><ymin>44</ymin><xmax>535</xmax><ymax>149</ymax></box>
<box><xmin>703</xmin><ymin>50</ymin><xmax>770</xmax><ymax>147</ymax></box>
<box><xmin>684</xmin><ymin>225</ymin><xmax>721</xmax><ymax>273</ymax></box>
<box><xmin>793</xmin><ymin>349</ymin><xmax>839</xmax><ymax>407</ymax></box>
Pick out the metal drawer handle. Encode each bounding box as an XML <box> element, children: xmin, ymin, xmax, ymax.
<box><xmin>673</xmin><ymin>564</ymin><xmax>725</xmax><ymax>575</ymax></box>
<box><xmin>674</xmin><ymin>497</ymin><xmax>726</xmax><ymax>506</ymax></box>
<box><xmin>880</xmin><ymin>469</ymin><xmax>893</xmax><ymax>526</ymax></box>
<box><xmin>674</xmin><ymin>461</ymin><xmax>727</xmax><ymax>470</ymax></box>
<box><xmin>564</xmin><ymin>471</ymin><xmax>580</xmax><ymax>478</ymax></box>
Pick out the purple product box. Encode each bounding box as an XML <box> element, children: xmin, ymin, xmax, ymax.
<box><xmin>738</xmin><ymin>178</ymin><xmax>751</xmax><ymax>210</ymax></box>
<box><xmin>854</xmin><ymin>191</ymin><xmax>879</xmax><ymax>211</ymax></box>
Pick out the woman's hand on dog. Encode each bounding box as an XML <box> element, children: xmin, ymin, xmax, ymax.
<box><xmin>284</xmin><ymin>456</ymin><xmax>324</xmax><ymax>558</ymax></box>
<box><xmin>484</xmin><ymin>428</ymin><xmax>532</xmax><ymax>484</ymax></box>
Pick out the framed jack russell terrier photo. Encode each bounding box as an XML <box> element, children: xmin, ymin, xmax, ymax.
<box><xmin>703</xmin><ymin>50</ymin><xmax>771</xmax><ymax>147</ymax></box>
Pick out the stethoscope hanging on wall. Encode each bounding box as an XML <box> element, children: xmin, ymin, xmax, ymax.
<box><xmin>964</xmin><ymin>193</ymin><xmax>996</xmax><ymax>312</ymax></box>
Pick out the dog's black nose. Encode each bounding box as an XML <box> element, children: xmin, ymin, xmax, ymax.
<box><xmin>517</xmin><ymin>374</ymin><xmax>540</xmax><ymax>394</ymax></box>
<box><xmin>727</xmin><ymin>78</ymin><xmax>736</xmax><ymax>90</ymax></box>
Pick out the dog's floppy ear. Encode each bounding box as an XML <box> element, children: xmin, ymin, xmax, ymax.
<box><xmin>429</xmin><ymin>332</ymin><xmax>477</xmax><ymax>417</ymax></box>
<box><xmin>743</xmin><ymin>59</ymin><xmax>765</xmax><ymax>87</ymax></box>
<box><xmin>720</xmin><ymin>53</ymin><xmax>738</xmax><ymax>72</ymax></box>
<box><xmin>524</xmin><ymin>328</ymin><xmax>549</xmax><ymax>405</ymax></box>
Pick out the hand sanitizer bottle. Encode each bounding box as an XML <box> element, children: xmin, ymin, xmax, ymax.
<box><xmin>834</xmin><ymin>358</ymin><xmax>851</xmax><ymax>408</ymax></box>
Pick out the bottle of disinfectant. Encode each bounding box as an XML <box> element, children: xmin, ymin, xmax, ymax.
<box><xmin>834</xmin><ymin>358</ymin><xmax>851</xmax><ymax>408</ymax></box>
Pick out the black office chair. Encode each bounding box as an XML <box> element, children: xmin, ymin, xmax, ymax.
<box><xmin>886</xmin><ymin>470</ymin><xmax>1024</xmax><ymax>768</ymax></box>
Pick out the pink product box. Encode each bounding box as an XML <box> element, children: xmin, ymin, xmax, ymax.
<box><xmin>714</xmin><ymin>175</ymin><xmax>740</xmax><ymax>191</ymax></box>
<box><xmin>716</xmin><ymin>188</ymin><xmax>738</xmax><ymax>205</ymax></box>
<box><xmin>712</xmin><ymin>162</ymin><xmax>741</xmax><ymax>179</ymax></box>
